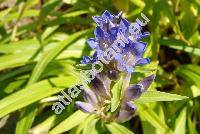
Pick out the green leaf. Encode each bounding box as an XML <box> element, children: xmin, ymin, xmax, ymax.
<box><xmin>150</xmin><ymin>1</ymin><xmax>161</xmax><ymax>60</ymax></box>
<box><xmin>130</xmin><ymin>0</ymin><xmax>145</xmax><ymax>8</ymax></box>
<box><xmin>0</xmin><ymin>9</ymin><xmax>39</xmax><ymax>26</ymax></box>
<box><xmin>140</xmin><ymin>104</ymin><xmax>164</xmax><ymax>134</ymax></box>
<box><xmin>41</xmin><ymin>25</ymin><xmax>59</xmax><ymax>40</ymax></box>
<box><xmin>160</xmin><ymin>0</ymin><xmax>176</xmax><ymax>25</ymax></box>
<box><xmin>159</xmin><ymin>38</ymin><xmax>200</xmax><ymax>56</ymax></box>
<box><xmin>0</xmin><ymin>76</ymin><xmax>76</xmax><ymax>118</ymax></box>
<box><xmin>82</xmin><ymin>118</ymin><xmax>99</xmax><ymax>134</ymax></box>
<box><xmin>151</xmin><ymin>1</ymin><xmax>161</xmax><ymax>31</ymax></box>
<box><xmin>176</xmin><ymin>65</ymin><xmax>200</xmax><ymax>88</ymax></box>
<box><xmin>75</xmin><ymin>115</ymin><xmax>97</xmax><ymax>134</ymax></box>
<box><xmin>138</xmin><ymin>104</ymin><xmax>174</xmax><ymax>134</ymax></box>
<box><xmin>180</xmin><ymin>0</ymin><xmax>197</xmax><ymax>39</ymax></box>
<box><xmin>49</xmin><ymin>110</ymin><xmax>89</xmax><ymax>134</ymax></box>
<box><xmin>106</xmin><ymin>122</ymin><xmax>134</xmax><ymax>134</ymax></box>
<box><xmin>111</xmin><ymin>78</ymin><xmax>123</xmax><ymax>112</ymax></box>
<box><xmin>37</xmin><ymin>0</ymin><xmax>60</xmax><ymax>26</ymax></box>
<box><xmin>188</xmin><ymin>113</ymin><xmax>198</xmax><ymax>134</ymax></box>
<box><xmin>0</xmin><ymin>52</ymin><xmax>35</xmax><ymax>71</ymax></box>
<box><xmin>174</xmin><ymin>108</ymin><xmax>187</xmax><ymax>134</ymax></box>
<box><xmin>16</xmin><ymin>107</ymin><xmax>38</xmax><ymax>134</ymax></box>
<box><xmin>0</xmin><ymin>65</ymin><xmax>33</xmax><ymax>82</ymax></box>
<box><xmin>29</xmin><ymin>113</ymin><xmax>57</xmax><ymax>134</ymax></box>
<box><xmin>112</xmin><ymin>0</ymin><xmax>129</xmax><ymax>12</ymax></box>
<box><xmin>63</xmin><ymin>0</ymin><xmax>77</xmax><ymax>5</ymax></box>
<box><xmin>136</xmin><ymin>91</ymin><xmax>189</xmax><ymax>103</ymax></box>
<box><xmin>28</xmin><ymin>29</ymin><xmax>91</xmax><ymax>84</ymax></box>
<box><xmin>29</xmin><ymin>107</ymin><xmax>76</xmax><ymax>134</ymax></box>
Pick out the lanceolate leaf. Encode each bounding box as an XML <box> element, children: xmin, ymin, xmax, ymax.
<box><xmin>106</xmin><ymin>122</ymin><xmax>134</xmax><ymax>134</ymax></box>
<box><xmin>29</xmin><ymin>107</ymin><xmax>77</xmax><ymax>134</ymax></box>
<box><xmin>138</xmin><ymin>104</ymin><xmax>174</xmax><ymax>134</ymax></box>
<box><xmin>174</xmin><ymin>108</ymin><xmax>187</xmax><ymax>134</ymax></box>
<box><xmin>0</xmin><ymin>76</ymin><xmax>77</xmax><ymax>118</ymax></box>
<box><xmin>49</xmin><ymin>110</ymin><xmax>89</xmax><ymax>134</ymax></box>
<box><xmin>159</xmin><ymin>38</ymin><xmax>200</xmax><ymax>56</ymax></box>
<box><xmin>176</xmin><ymin>65</ymin><xmax>200</xmax><ymax>88</ymax></box>
<box><xmin>188</xmin><ymin>113</ymin><xmax>198</xmax><ymax>134</ymax></box>
<box><xmin>75</xmin><ymin>115</ymin><xmax>97</xmax><ymax>134</ymax></box>
<box><xmin>136</xmin><ymin>90</ymin><xmax>188</xmax><ymax>103</ymax></box>
<box><xmin>111</xmin><ymin>78</ymin><xmax>123</xmax><ymax>112</ymax></box>
<box><xmin>82</xmin><ymin>119</ymin><xmax>99</xmax><ymax>134</ymax></box>
<box><xmin>28</xmin><ymin>29</ymin><xmax>92</xmax><ymax>84</ymax></box>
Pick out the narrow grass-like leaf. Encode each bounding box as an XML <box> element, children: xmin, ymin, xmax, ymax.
<box><xmin>28</xmin><ymin>29</ymin><xmax>91</xmax><ymax>84</ymax></box>
<box><xmin>112</xmin><ymin>0</ymin><xmax>129</xmax><ymax>12</ymax></box>
<box><xmin>174</xmin><ymin>108</ymin><xmax>186</xmax><ymax>134</ymax></box>
<box><xmin>136</xmin><ymin>91</ymin><xmax>188</xmax><ymax>103</ymax></box>
<box><xmin>75</xmin><ymin>114</ymin><xmax>97</xmax><ymax>134</ymax></box>
<box><xmin>49</xmin><ymin>110</ymin><xmax>89</xmax><ymax>134</ymax></box>
<box><xmin>188</xmin><ymin>113</ymin><xmax>198</xmax><ymax>134</ymax></box>
<box><xmin>111</xmin><ymin>78</ymin><xmax>123</xmax><ymax>112</ymax></box>
<box><xmin>159</xmin><ymin>38</ymin><xmax>200</xmax><ymax>56</ymax></box>
<box><xmin>82</xmin><ymin>119</ymin><xmax>99</xmax><ymax>134</ymax></box>
<box><xmin>138</xmin><ymin>104</ymin><xmax>174</xmax><ymax>134</ymax></box>
<box><xmin>106</xmin><ymin>122</ymin><xmax>134</xmax><ymax>134</ymax></box>
<box><xmin>0</xmin><ymin>76</ymin><xmax>76</xmax><ymax>118</ymax></box>
<box><xmin>130</xmin><ymin>0</ymin><xmax>145</xmax><ymax>8</ymax></box>
<box><xmin>176</xmin><ymin>65</ymin><xmax>200</xmax><ymax>88</ymax></box>
<box><xmin>29</xmin><ymin>107</ymin><xmax>75</xmax><ymax>134</ymax></box>
<box><xmin>0</xmin><ymin>52</ymin><xmax>37</xmax><ymax>71</ymax></box>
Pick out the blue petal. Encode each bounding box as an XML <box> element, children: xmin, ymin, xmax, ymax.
<box><xmin>125</xmin><ymin>65</ymin><xmax>134</xmax><ymax>74</ymax></box>
<box><xmin>75</xmin><ymin>101</ymin><xmax>97</xmax><ymax>113</ymax></box>
<box><xmin>83</xmin><ymin>89</ymin><xmax>98</xmax><ymax>106</ymax></box>
<box><xmin>92</xmin><ymin>16</ymin><xmax>103</xmax><ymax>26</ymax></box>
<box><xmin>102</xmin><ymin>10</ymin><xmax>114</xmax><ymax>20</ymax></box>
<box><xmin>120</xmin><ymin>18</ymin><xmax>130</xmax><ymax>28</ymax></box>
<box><xmin>137</xmin><ymin>32</ymin><xmax>150</xmax><ymax>40</ymax></box>
<box><xmin>139</xmin><ymin>74</ymin><xmax>156</xmax><ymax>90</ymax></box>
<box><xmin>119</xmin><ymin>18</ymin><xmax>130</xmax><ymax>34</ymax></box>
<box><xmin>136</xmin><ymin>58</ymin><xmax>150</xmax><ymax>65</ymax></box>
<box><xmin>87</xmin><ymin>38</ymin><xmax>97</xmax><ymax>49</ymax></box>
<box><xmin>131</xmin><ymin>42</ymin><xmax>147</xmax><ymax>56</ymax></box>
<box><xmin>91</xmin><ymin>51</ymin><xmax>98</xmax><ymax>62</ymax></box>
<box><xmin>115</xmin><ymin>53</ymin><xmax>125</xmax><ymax>71</ymax></box>
<box><xmin>123</xmin><ymin>84</ymin><xmax>143</xmax><ymax>101</ymax></box>
<box><xmin>115</xmin><ymin>110</ymin><xmax>133</xmax><ymax>122</ymax></box>
<box><xmin>90</xmin><ymin>73</ymin><xmax>111</xmax><ymax>99</ymax></box>
<box><xmin>94</xmin><ymin>27</ymin><xmax>104</xmax><ymax>38</ymax></box>
<box><xmin>117</xmin><ymin>102</ymin><xmax>137</xmax><ymax>122</ymax></box>
<box><xmin>126</xmin><ymin>101</ymin><xmax>137</xmax><ymax>111</ymax></box>
<box><xmin>81</xmin><ymin>56</ymin><xmax>91</xmax><ymax>64</ymax></box>
<box><xmin>110</xmin><ymin>27</ymin><xmax>118</xmax><ymax>37</ymax></box>
<box><xmin>115</xmin><ymin>11</ymin><xmax>122</xmax><ymax>18</ymax></box>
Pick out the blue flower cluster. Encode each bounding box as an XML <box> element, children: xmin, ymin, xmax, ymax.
<box><xmin>76</xmin><ymin>74</ymin><xmax>155</xmax><ymax>122</ymax></box>
<box><xmin>81</xmin><ymin>10</ymin><xmax>150</xmax><ymax>73</ymax></box>
<box><xmin>76</xmin><ymin>10</ymin><xmax>155</xmax><ymax>122</ymax></box>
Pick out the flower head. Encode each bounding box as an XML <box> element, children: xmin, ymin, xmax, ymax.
<box><xmin>76</xmin><ymin>10</ymin><xmax>154</xmax><ymax>123</ymax></box>
<box><xmin>81</xmin><ymin>10</ymin><xmax>150</xmax><ymax>73</ymax></box>
<box><xmin>75</xmin><ymin>74</ymin><xmax>155</xmax><ymax>122</ymax></box>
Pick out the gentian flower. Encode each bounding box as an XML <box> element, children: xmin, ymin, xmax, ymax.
<box><xmin>81</xmin><ymin>10</ymin><xmax>150</xmax><ymax>73</ymax></box>
<box><xmin>76</xmin><ymin>10</ymin><xmax>155</xmax><ymax>123</ymax></box>
<box><xmin>75</xmin><ymin>74</ymin><xmax>155</xmax><ymax>122</ymax></box>
<box><xmin>115</xmin><ymin>74</ymin><xmax>155</xmax><ymax>122</ymax></box>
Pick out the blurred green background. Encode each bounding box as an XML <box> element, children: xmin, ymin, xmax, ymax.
<box><xmin>0</xmin><ymin>0</ymin><xmax>199</xmax><ymax>134</ymax></box>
